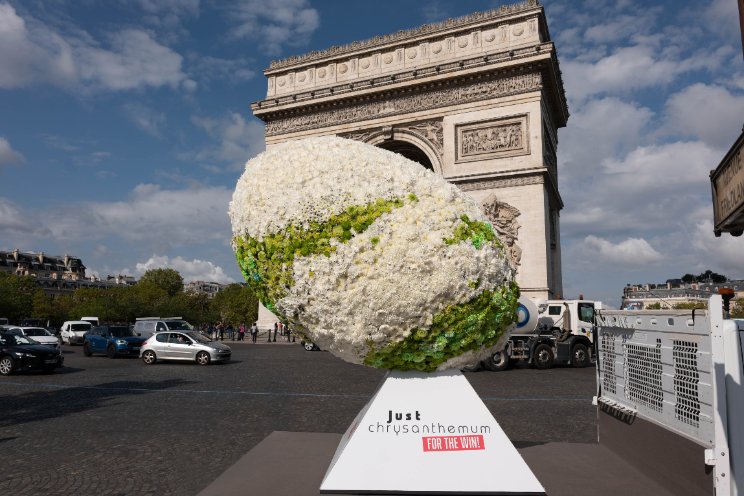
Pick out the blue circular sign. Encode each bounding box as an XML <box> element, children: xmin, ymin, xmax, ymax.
<box><xmin>516</xmin><ymin>304</ymin><xmax>530</xmax><ymax>328</ymax></box>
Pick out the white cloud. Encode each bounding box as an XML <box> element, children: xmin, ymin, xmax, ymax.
<box><xmin>191</xmin><ymin>112</ymin><xmax>266</xmax><ymax>170</ymax></box>
<box><xmin>561</xmin><ymin>140</ymin><xmax>721</xmax><ymax>238</ymax></box>
<box><xmin>559</xmin><ymin>97</ymin><xmax>653</xmax><ymax>179</ymax></box>
<box><xmin>661</xmin><ymin>83</ymin><xmax>744</xmax><ymax>149</ymax></box>
<box><xmin>226</xmin><ymin>0</ymin><xmax>320</xmax><ymax>55</ymax></box>
<box><xmin>692</xmin><ymin>220</ymin><xmax>744</xmax><ymax>277</ymax></box>
<box><xmin>75</xmin><ymin>29</ymin><xmax>192</xmax><ymax>91</ymax></box>
<box><xmin>583</xmin><ymin>235</ymin><xmax>663</xmax><ymax>265</ymax></box>
<box><xmin>563</xmin><ymin>44</ymin><xmax>696</xmax><ymax>102</ymax></box>
<box><xmin>123</xmin><ymin>103</ymin><xmax>167</xmax><ymax>138</ymax></box>
<box><xmin>0</xmin><ymin>137</ymin><xmax>24</xmax><ymax>169</ymax></box>
<box><xmin>187</xmin><ymin>54</ymin><xmax>256</xmax><ymax>86</ymax></box>
<box><xmin>702</xmin><ymin>0</ymin><xmax>742</xmax><ymax>40</ymax></box>
<box><xmin>583</xmin><ymin>12</ymin><xmax>658</xmax><ymax>44</ymax></box>
<box><xmin>0</xmin><ymin>3</ymin><xmax>76</xmax><ymax>88</ymax></box>
<box><xmin>0</xmin><ymin>197</ymin><xmax>51</xmax><ymax>240</ymax></box>
<box><xmin>21</xmin><ymin>184</ymin><xmax>234</xmax><ymax>252</ymax></box>
<box><xmin>135</xmin><ymin>254</ymin><xmax>235</xmax><ymax>283</ymax></box>
<box><xmin>0</xmin><ymin>4</ymin><xmax>192</xmax><ymax>92</ymax></box>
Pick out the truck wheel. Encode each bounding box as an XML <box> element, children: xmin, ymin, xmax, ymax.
<box><xmin>483</xmin><ymin>350</ymin><xmax>510</xmax><ymax>371</ymax></box>
<box><xmin>533</xmin><ymin>343</ymin><xmax>554</xmax><ymax>370</ymax></box>
<box><xmin>572</xmin><ymin>343</ymin><xmax>590</xmax><ymax>368</ymax></box>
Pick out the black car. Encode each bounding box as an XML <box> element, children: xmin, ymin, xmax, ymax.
<box><xmin>0</xmin><ymin>333</ymin><xmax>64</xmax><ymax>375</ymax></box>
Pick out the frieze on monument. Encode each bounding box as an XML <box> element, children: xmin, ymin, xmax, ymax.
<box><xmin>265</xmin><ymin>73</ymin><xmax>542</xmax><ymax>136</ymax></box>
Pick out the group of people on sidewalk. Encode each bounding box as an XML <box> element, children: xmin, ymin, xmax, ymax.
<box><xmin>268</xmin><ymin>321</ymin><xmax>295</xmax><ymax>343</ymax></box>
<box><xmin>199</xmin><ymin>321</ymin><xmax>294</xmax><ymax>344</ymax></box>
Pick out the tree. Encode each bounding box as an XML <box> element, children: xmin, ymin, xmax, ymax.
<box><xmin>672</xmin><ymin>302</ymin><xmax>707</xmax><ymax>310</ymax></box>
<box><xmin>138</xmin><ymin>268</ymin><xmax>184</xmax><ymax>297</ymax></box>
<box><xmin>0</xmin><ymin>273</ymin><xmax>37</xmax><ymax>322</ymax></box>
<box><xmin>211</xmin><ymin>284</ymin><xmax>259</xmax><ymax>326</ymax></box>
<box><xmin>696</xmin><ymin>269</ymin><xmax>727</xmax><ymax>283</ymax></box>
<box><xmin>681</xmin><ymin>273</ymin><xmax>696</xmax><ymax>283</ymax></box>
<box><xmin>732</xmin><ymin>301</ymin><xmax>744</xmax><ymax>319</ymax></box>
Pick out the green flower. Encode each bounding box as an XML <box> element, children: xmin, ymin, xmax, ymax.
<box><xmin>233</xmin><ymin>196</ymin><xmax>409</xmax><ymax>314</ymax></box>
<box><xmin>362</xmin><ymin>282</ymin><xmax>520</xmax><ymax>372</ymax></box>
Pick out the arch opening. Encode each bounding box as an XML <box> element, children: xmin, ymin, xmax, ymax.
<box><xmin>376</xmin><ymin>140</ymin><xmax>433</xmax><ymax>171</ymax></box>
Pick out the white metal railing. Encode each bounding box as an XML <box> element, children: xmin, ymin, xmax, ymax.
<box><xmin>595</xmin><ymin>308</ymin><xmax>715</xmax><ymax>447</ymax></box>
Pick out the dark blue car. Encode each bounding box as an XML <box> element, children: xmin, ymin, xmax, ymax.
<box><xmin>84</xmin><ymin>325</ymin><xmax>145</xmax><ymax>358</ymax></box>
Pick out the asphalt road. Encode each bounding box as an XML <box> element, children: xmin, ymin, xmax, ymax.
<box><xmin>0</xmin><ymin>341</ymin><xmax>597</xmax><ymax>495</ymax></box>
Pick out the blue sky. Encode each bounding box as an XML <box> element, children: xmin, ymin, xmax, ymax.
<box><xmin>1</xmin><ymin>0</ymin><xmax>743</xmax><ymax>307</ymax></box>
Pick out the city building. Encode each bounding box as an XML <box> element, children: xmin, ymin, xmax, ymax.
<box><xmin>184</xmin><ymin>280</ymin><xmax>226</xmax><ymax>298</ymax></box>
<box><xmin>622</xmin><ymin>279</ymin><xmax>744</xmax><ymax>309</ymax></box>
<box><xmin>0</xmin><ymin>249</ymin><xmax>136</xmax><ymax>297</ymax></box>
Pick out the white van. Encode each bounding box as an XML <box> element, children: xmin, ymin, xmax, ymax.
<box><xmin>81</xmin><ymin>316</ymin><xmax>99</xmax><ymax>327</ymax></box>
<box><xmin>60</xmin><ymin>320</ymin><xmax>94</xmax><ymax>345</ymax></box>
<box><xmin>133</xmin><ymin>317</ymin><xmax>193</xmax><ymax>338</ymax></box>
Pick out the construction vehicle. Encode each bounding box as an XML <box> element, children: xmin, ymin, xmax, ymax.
<box><xmin>475</xmin><ymin>296</ymin><xmax>600</xmax><ymax>371</ymax></box>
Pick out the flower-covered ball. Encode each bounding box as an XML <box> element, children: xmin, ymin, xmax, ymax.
<box><xmin>229</xmin><ymin>136</ymin><xmax>519</xmax><ymax>372</ymax></box>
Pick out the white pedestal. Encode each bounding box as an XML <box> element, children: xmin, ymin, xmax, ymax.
<box><xmin>320</xmin><ymin>369</ymin><xmax>545</xmax><ymax>494</ymax></box>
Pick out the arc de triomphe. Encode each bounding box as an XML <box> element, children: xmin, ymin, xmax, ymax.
<box><xmin>251</xmin><ymin>0</ymin><xmax>568</xmax><ymax>329</ymax></box>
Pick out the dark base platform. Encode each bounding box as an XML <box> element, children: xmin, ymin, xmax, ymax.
<box><xmin>197</xmin><ymin>431</ymin><xmax>682</xmax><ymax>496</ymax></box>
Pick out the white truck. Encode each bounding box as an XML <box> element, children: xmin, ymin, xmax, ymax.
<box><xmin>474</xmin><ymin>297</ymin><xmax>600</xmax><ymax>371</ymax></box>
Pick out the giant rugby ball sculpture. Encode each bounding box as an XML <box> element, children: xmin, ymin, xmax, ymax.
<box><xmin>229</xmin><ymin>136</ymin><xmax>519</xmax><ymax>372</ymax></box>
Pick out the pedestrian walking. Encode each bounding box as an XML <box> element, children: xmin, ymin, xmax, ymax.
<box><xmin>251</xmin><ymin>322</ymin><xmax>258</xmax><ymax>343</ymax></box>
<box><xmin>218</xmin><ymin>322</ymin><xmax>224</xmax><ymax>341</ymax></box>
<box><xmin>272</xmin><ymin>322</ymin><xmax>278</xmax><ymax>342</ymax></box>
<box><xmin>238</xmin><ymin>323</ymin><xmax>246</xmax><ymax>341</ymax></box>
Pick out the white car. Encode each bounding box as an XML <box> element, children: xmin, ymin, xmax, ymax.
<box><xmin>5</xmin><ymin>326</ymin><xmax>61</xmax><ymax>351</ymax></box>
<box><xmin>60</xmin><ymin>320</ymin><xmax>93</xmax><ymax>345</ymax></box>
<box><xmin>140</xmin><ymin>331</ymin><xmax>231</xmax><ymax>365</ymax></box>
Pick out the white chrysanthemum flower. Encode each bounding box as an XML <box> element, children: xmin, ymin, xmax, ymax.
<box><xmin>229</xmin><ymin>136</ymin><xmax>519</xmax><ymax>372</ymax></box>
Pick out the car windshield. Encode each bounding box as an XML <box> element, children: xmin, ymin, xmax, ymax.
<box><xmin>186</xmin><ymin>331</ymin><xmax>211</xmax><ymax>344</ymax></box>
<box><xmin>71</xmin><ymin>324</ymin><xmax>92</xmax><ymax>332</ymax></box>
<box><xmin>109</xmin><ymin>327</ymin><xmax>134</xmax><ymax>337</ymax></box>
<box><xmin>165</xmin><ymin>321</ymin><xmax>191</xmax><ymax>330</ymax></box>
<box><xmin>0</xmin><ymin>334</ymin><xmax>38</xmax><ymax>345</ymax></box>
<box><xmin>24</xmin><ymin>328</ymin><xmax>50</xmax><ymax>336</ymax></box>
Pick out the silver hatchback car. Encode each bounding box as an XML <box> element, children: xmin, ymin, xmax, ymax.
<box><xmin>140</xmin><ymin>331</ymin><xmax>231</xmax><ymax>365</ymax></box>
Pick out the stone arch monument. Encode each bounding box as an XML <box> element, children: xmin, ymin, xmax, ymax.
<box><xmin>251</xmin><ymin>0</ymin><xmax>567</xmax><ymax>328</ymax></box>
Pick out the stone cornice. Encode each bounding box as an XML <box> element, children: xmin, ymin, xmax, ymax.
<box><xmin>263</xmin><ymin>72</ymin><xmax>542</xmax><ymax>137</ymax></box>
<box><xmin>267</xmin><ymin>0</ymin><xmax>541</xmax><ymax>72</ymax></box>
<box><xmin>253</xmin><ymin>43</ymin><xmax>554</xmax><ymax>114</ymax></box>
<box><xmin>454</xmin><ymin>169</ymin><xmax>563</xmax><ymax>209</ymax></box>
<box><xmin>454</xmin><ymin>170</ymin><xmax>545</xmax><ymax>191</ymax></box>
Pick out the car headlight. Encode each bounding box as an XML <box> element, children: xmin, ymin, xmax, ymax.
<box><xmin>116</xmin><ymin>339</ymin><xmax>127</xmax><ymax>345</ymax></box>
<box><xmin>13</xmin><ymin>352</ymin><xmax>36</xmax><ymax>358</ymax></box>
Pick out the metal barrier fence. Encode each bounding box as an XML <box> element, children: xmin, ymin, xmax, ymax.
<box><xmin>595</xmin><ymin>309</ymin><xmax>715</xmax><ymax>448</ymax></box>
